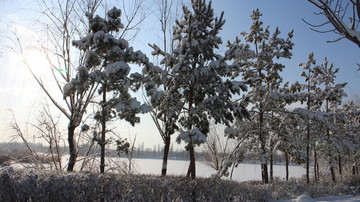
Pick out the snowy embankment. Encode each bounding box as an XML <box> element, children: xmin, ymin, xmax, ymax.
<box><xmin>1</xmin><ymin>166</ymin><xmax>359</xmax><ymax>201</ymax></box>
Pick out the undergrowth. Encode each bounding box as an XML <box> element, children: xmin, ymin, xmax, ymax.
<box><xmin>0</xmin><ymin>167</ymin><xmax>359</xmax><ymax>201</ymax></box>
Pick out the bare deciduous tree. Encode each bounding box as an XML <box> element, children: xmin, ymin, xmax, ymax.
<box><xmin>306</xmin><ymin>0</ymin><xmax>360</xmax><ymax>47</ymax></box>
<box><xmin>200</xmin><ymin>125</ymin><xmax>230</xmax><ymax>171</ymax></box>
<box><xmin>10</xmin><ymin>0</ymin><xmax>147</xmax><ymax>172</ymax></box>
<box><xmin>10</xmin><ymin>0</ymin><xmax>102</xmax><ymax>171</ymax></box>
<box><xmin>148</xmin><ymin>0</ymin><xmax>179</xmax><ymax>177</ymax></box>
<box><xmin>31</xmin><ymin>104</ymin><xmax>64</xmax><ymax>170</ymax></box>
<box><xmin>9</xmin><ymin>111</ymin><xmax>45</xmax><ymax>169</ymax></box>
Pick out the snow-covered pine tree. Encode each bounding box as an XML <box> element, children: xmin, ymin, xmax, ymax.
<box><xmin>69</xmin><ymin>7</ymin><xmax>160</xmax><ymax>173</ymax></box>
<box><xmin>291</xmin><ymin>53</ymin><xmax>323</xmax><ymax>183</ymax></box>
<box><xmin>275</xmin><ymin>111</ymin><xmax>305</xmax><ymax>181</ymax></box>
<box><xmin>223</xmin><ymin>9</ymin><xmax>294</xmax><ymax>183</ymax></box>
<box><xmin>291</xmin><ymin>53</ymin><xmax>347</xmax><ymax>183</ymax></box>
<box><xmin>338</xmin><ymin>101</ymin><xmax>360</xmax><ymax>175</ymax></box>
<box><xmin>150</xmin><ymin>0</ymin><xmax>248</xmax><ymax>179</ymax></box>
<box><xmin>312</xmin><ymin>58</ymin><xmax>347</xmax><ymax>182</ymax></box>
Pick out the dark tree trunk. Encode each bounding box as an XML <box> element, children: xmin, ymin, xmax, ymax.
<box><xmin>261</xmin><ymin>163</ymin><xmax>269</xmax><ymax>183</ymax></box>
<box><xmin>338</xmin><ymin>154</ymin><xmax>342</xmax><ymax>176</ymax></box>
<box><xmin>314</xmin><ymin>148</ymin><xmax>318</xmax><ymax>182</ymax></box>
<box><xmin>330</xmin><ymin>165</ymin><xmax>336</xmax><ymax>182</ymax></box>
<box><xmin>285</xmin><ymin>152</ymin><xmax>289</xmax><ymax>181</ymax></box>
<box><xmin>330</xmin><ymin>156</ymin><xmax>336</xmax><ymax>182</ymax></box>
<box><xmin>259</xmin><ymin>109</ymin><xmax>268</xmax><ymax>184</ymax></box>
<box><xmin>353</xmin><ymin>163</ymin><xmax>356</xmax><ymax>175</ymax></box>
<box><xmin>306</xmin><ymin>67</ymin><xmax>311</xmax><ymax>184</ymax></box>
<box><xmin>186</xmin><ymin>86</ymin><xmax>196</xmax><ymax>180</ymax></box>
<box><xmin>270</xmin><ymin>151</ymin><xmax>273</xmax><ymax>183</ymax></box>
<box><xmin>67</xmin><ymin>123</ymin><xmax>77</xmax><ymax>171</ymax></box>
<box><xmin>316</xmin><ymin>161</ymin><xmax>320</xmax><ymax>180</ymax></box>
<box><xmin>187</xmin><ymin>145</ymin><xmax>196</xmax><ymax>179</ymax></box>
<box><xmin>161</xmin><ymin>136</ymin><xmax>171</xmax><ymax>176</ymax></box>
<box><xmin>100</xmin><ymin>83</ymin><xmax>107</xmax><ymax>174</ymax></box>
<box><xmin>306</xmin><ymin>123</ymin><xmax>310</xmax><ymax>184</ymax></box>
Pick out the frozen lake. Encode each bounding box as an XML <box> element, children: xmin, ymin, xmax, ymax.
<box><xmin>71</xmin><ymin>156</ymin><xmax>306</xmax><ymax>181</ymax></box>
<box><xmin>129</xmin><ymin>158</ymin><xmax>306</xmax><ymax>181</ymax></box>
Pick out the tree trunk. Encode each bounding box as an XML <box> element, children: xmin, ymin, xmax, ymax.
<box><xmin>314</xmin><ymin>148</ymin><xmax>318</xmax><ymax>182</ymax></box>
<box><xmin>67</xmin><ymin>123</ymin><xmax>77</xmax><ymax>171</ymax></box>
<box><xmin>259</xmin><ymin>109</ymin><xmax>268</xmax><ymax>184</ymax></box>
<box><xmin>316</xmin><ymin>161</ymin><xmax>320</xmax><ymax>181</ymax></box>
<box><xmin>330</xmin><ymin>165</ymin><xmax>336</xmax><ymax>182</ymax></box>
<box><xmin>285</xmin><ymin>152</ymin><xmax>289</xmax><ymax>181</ymax></box>
<box><xmin>261</xmin><ymin>163</ymin><xmax>269</xmax><ymax>183</ymax></box>
<box><xmin>338</xmin><ymin>154</ymin><xmax>342</xmax><ymax>176</ymax></box>
<box><xmin>306</xmin><ymin>68</ymin><xmax>311</xmax><ymax>184</ymax></box>
<box><xmin>270</xmin><ymin>151</ymin><xmax>273</xmax><ymax>183</ymax></box>
<box><xmin>187</xmin><ymin>145</ymin><xmax>196</xmax><ymax>179</ymax></box>
<box><xmin>161</xmin><ymin>136</ymin><xmax>171</xmax><ymax>176</ymax></box>
<box><xmin>329</xmin><ymin>155</ymin><xmax>336</xmax><ymax>182</ymax></box>
<box><xmin>306</xmin><ymin>123</ymin><xmax>310</xmax><ymax>184</ymax></box>
<box><xmin>353</xmin><ymin>163</ymin><xmax>356</xmax><ymax>175</ymax></box>
<box><xmin>100</xmin><ymin>83</ymin><xmax>107</xmax><ymax>174</ymax></box>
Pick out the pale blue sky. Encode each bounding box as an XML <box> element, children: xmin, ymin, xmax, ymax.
<box><xmin>0</xmin><ymin>0</ymin><xmax>359</xmax><ymax>150</ymax></box>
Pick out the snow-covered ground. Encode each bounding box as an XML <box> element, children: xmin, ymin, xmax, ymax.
<box><xmin>271</xmin><ymin>195</ymin><xmax>360</xmax><ymax>202</ymax></box>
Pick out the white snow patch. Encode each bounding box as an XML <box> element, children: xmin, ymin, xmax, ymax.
<box><xmin>176</xmin><ymin>127</ymin><xmax>207</xmax><ymax>145</ymax></box>
<box><xmin>270</xmin><ymin>195</ymin><xmax>360</xmax><ymax>202</ymax></box>
<box><xmin>105</xmin><ymin>61</ymin><xmax>130</xmax><ymax>76</ymax></box>
<box><xmin>296</xmin><ymin>195</ymin><xmax>316</xmax><ymax>202</ymax></box>
<box><xmin>63</xmin><ymin>80</ymin><xmax>75</xmax><ymax>98</ymax></box>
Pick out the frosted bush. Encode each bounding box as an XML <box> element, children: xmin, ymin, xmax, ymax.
<box><xmin>0</xmin><ymin>167</ymin><xmax>358</xmax><ymax>201</ymax></box>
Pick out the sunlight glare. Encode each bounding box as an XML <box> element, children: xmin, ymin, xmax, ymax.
<box><xmin>22</xmin><ymin>49</ymin><xmax>51</xmax><ymax>77</ymax></box>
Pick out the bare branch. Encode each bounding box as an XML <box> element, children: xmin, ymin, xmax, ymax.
<box><xmin>307</xmin><ymin>0</ymin><xmax>360</xmax><ymax>47</ymax></box>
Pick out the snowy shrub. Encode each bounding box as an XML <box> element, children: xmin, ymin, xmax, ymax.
<box><xmin>1</xmin><ymin>167</ymin><xmax>359</xmax><ymax>201</ymax></box>
<box><xmin>0</xmin><ymin>168</ymin><xmax>272</xmax><ymax>201</ymax></box>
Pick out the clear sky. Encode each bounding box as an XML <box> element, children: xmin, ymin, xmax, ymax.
<box><xmin>0</xmin><ymin>0</ymin><xmax>359</xmax><ymax>150</ymax></box>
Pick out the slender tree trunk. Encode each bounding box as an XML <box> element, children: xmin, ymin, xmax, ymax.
<box><xmin>329</xmin><ymin>155</ymin><xmax>336</xmax><ymax>182</ymax></box>
<box><xmin>352</xmin><ymin>163</ymin><xmax>356</xmax><ymax>175</ymax></box>
<box><xmin>186</xmin><ymin>86</ymin><xmax>196</xmax><ymax>179</ymax></box>
<box><xmin>100</xmin><ymin>83</ymin><xmax>107</xmax><ymax>174</ymax></box>
<box><xmin>285</xmin><ymin>152</ymin><xmax>289</xmax><ymax>181</ymax></box>
<box><xmin>261</xmin><ymin>163</ymin><xmax>269</xmax><ymax>183</ymax></box>
<box><xmin>259</xmin><ymin>110</ymin><xmax>269</xmax><ymax>184</ymax></box>
<box><xmin>67</xmin><ymin>123</ymin><xmax>77</xmax><ymax>171</ymax></box>
<box><xmin>270</xmin><ymin>151</ymin><xmax>273</xmax><ymax>183</ymax></box>
<box><xmin>338</xmin><ymin>154</ymin><xmax>342</xmax><ymax>176</ymax></box>
<box><xmin>187</xmin><ymin>145</ymin><xmax>196</xmax><ymax>179</ymax></box>
<box><xmin>325</xmin><ymin>100</ymin><xmax>336</xmax><ymax>182</ymax></box>
<box><xmin>161</xmin><ymin>136</ymin><xmax>171</xmax><ymax>176</ymax></box>
<box><xmin>306</xmin><ymin>68</ymin><xmax>311</xmax><ymax>184</ymax></box>
<box><xmin>230</xmin><ymin>161</ymin><xmax>236</xmax><ymax>180</ymax></box>
<box><xmin>314</xmin><ymin>148</ymin><xmax>318</xmax><ymax>182</ymax></box>
<box><xmin>306</xmin><ymin>123</ymin><xmax>310</xmax><ymax>184</ymax></box>
<box><xmin>316</xmin><ymin>161</ymin><xmax>320</xmax><ymax>180</ymax></box>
